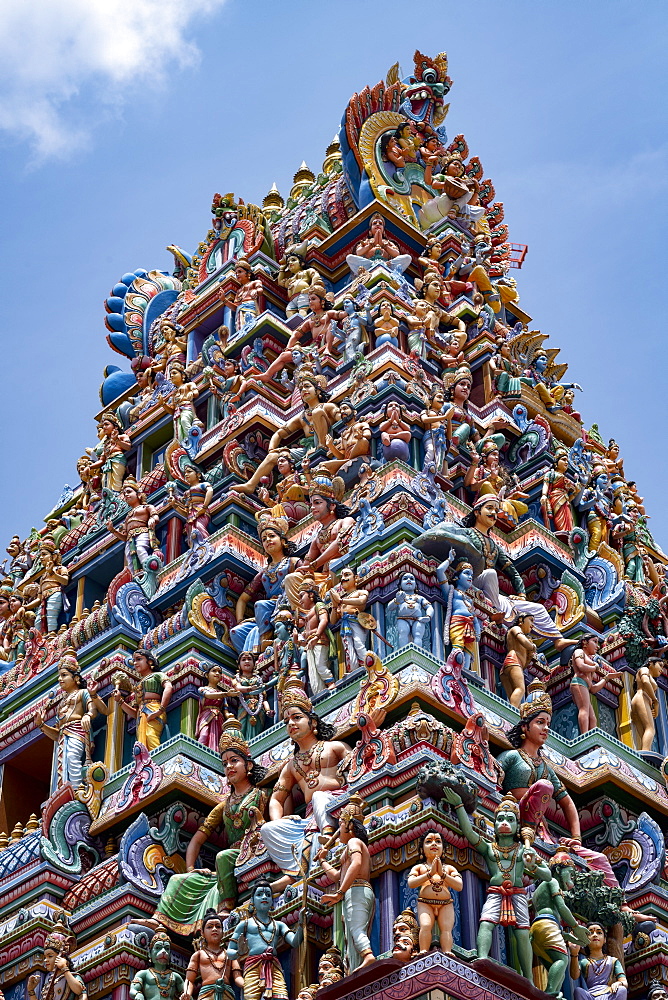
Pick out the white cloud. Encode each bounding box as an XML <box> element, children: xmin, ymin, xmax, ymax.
<box><xmin>0</xmin><ymin>0</ymin><xmax>226</xmax><ymax>161</ymax></box>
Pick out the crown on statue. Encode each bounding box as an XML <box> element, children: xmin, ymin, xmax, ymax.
<box><xmin>495</xmin><ymin>793</ymin><xmax>521</xmax><ymax>819</ymax></box>
<box><xmin>340</xmin><ymin>793</ymin><xmax>366</xmax><ymax>825</ymax></box>
<box><xmin>280</xmin><ymin>676</ymin><xmax>313</xmax><ymax>716</ymax></box>
<box><xmin>44</xmin><ymin>920</ymin><xmax>75</xmax><ymax>955</ymax></box>
<box><xmin>308</xmin><ymin>473</ymin><xmax>345</xmax><ymax>502</ymax></box>
<box><xmin>256</xmin><ymin>513</ymin><xmax>290</xmax><ymax>538</ymax></box>
<box><xmin>519</xmin><ymin>680</ymin><xmax>553</xmax><ymax>720</ymax></box>
<box><xmin>295</xmin><ymin>367</ymin><xmax>328</xmax><ymax>392</ymax></box>
<box><xmin>218</xmin><ymin>717</ymin><xmax>251</xmax><ymax>758</ymax></box>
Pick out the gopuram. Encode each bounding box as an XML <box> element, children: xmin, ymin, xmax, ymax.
<box><xmin>1</xmin><ymin>48</ymin><xmax>667</xmax><ymax>1000</ymax></box>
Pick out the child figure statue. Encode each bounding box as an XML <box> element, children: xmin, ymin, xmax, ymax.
<box><xmin>184</xmin><ymin>910</ymin><xmax>243</xmax><ymax>1000</ymax></box>
<box><xmin>441</xmin><ymin>787</ymin><xmax>552</xmax><ymax>980</ymax></box>
<box><xmin>226</xmin><ymin>879</ymin><xmax>304</xmax><ymax>1000</ymax></box>
<box><xmin>407</xmin><ymin>829</ymin><xmax>463</xmax><ymax>953</ymax></box>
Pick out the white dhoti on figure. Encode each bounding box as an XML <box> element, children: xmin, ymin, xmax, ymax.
<box><xmin>306</xmin><ymin>644</ymin><xmax>335</xmax><ymax>693</ymax></box>
<box><xmin>342</xmin><ymin>882</ymin><xmax>375</xmax><ymax>972</ymax></box>
<box><xmin>260</xmin><ymin>790</ymin><xmax>342</xmax><ymax>875</ymax></box>
<box><xmin>474</xmin><ymin>568</ymin><xmax>562</xmax><ymax>640</ymax></box>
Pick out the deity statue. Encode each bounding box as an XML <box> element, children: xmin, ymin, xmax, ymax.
<box><xmin>379</xmin><ymin>401</ymin><xmax>412</xmax><ymax>462</ymax></box>
<box><xmin>407</xmin><ymin>829</ymin><xmax>462</xmax><ymax>953</ymax></box>
<box><xmin>154</xmin><ymin>720</ymin><xmax>267</xmax><ymax>929</ymax></box>
<box><xmin>195</xmin><ymin>663</ymin><xmax>234</xmax><ymax>752</ymax></box>
<box><xmin>297</xmin><ymin>474</ymin><xmax>356</xmax><ymax>589</ymax></box>
<box><xmin>87</xmin><ymin>411</ymin><xmax>131</xmax><ymax>493</ymax></box>
<box><xmin>388</xmin><ymin>571</ymin><xmax>433</xmax><ymax>648</ymax></box>
<box><xmin>106</xmin><ymin>479</ymin><xmax>162</xmax><ymax>582</ymax></box>
<box><xmin>226</xmin><ymin>880</ymin><xmax>305</xmax><ymax>1000</ymax></box>
<box><xmin>530</xmin><ymin>852</ymin><xmax>589</xmax><ymax>997</ymax></box>
<box><xmin>232</xmin><ymin>650</ymin><xmax>273</xmax><ymax>741</ymax></box>
<box><xmin>129</xmin><ymin>930</ymin><xmax>185</xmax><ymax>1000</ymax></box>
<box><xmin>569</xmin><ymin>922</ymin><xmax>628</xmax><ymax>1000</ymax></box>
<box><xmin>332</xmin><ymin>295</ymin><xmax>369</xmax><ymax>363</ymax></box>
<box><xmin>148</xmin><ymin>316</ymin><xmax>187</xmax><ymax>376</ymax></box>
<box><xmin>579</xmin><ymin>466</ymin><xmax>613</xmax><ymax>558</ymax></box>
<box><xmin>318</xmin><ymin>795</ymin><xmax>376</xmax><ymax>972</ymax></box>
<box><xmin>442</xmin><ymin>787</ymin><xmax>552</xmax><ymax>979</ymax></box>
<box><xmin>455</xmin><ymin>234</ymin><xmax>519</xmax><ymax>316</ymax></box>
<box><xmin>502</xmin><ymin>613</ymin><xmax>544</xmax><ymax>709</ymax></box>
<box><xmin>34</xmin><ymin>536</ymin><xmax>70</xmax><ymax>634</ymax></box>
<box><xmin>183</xmin><ymin>910</ymin><xmax>243</xmax><ymax>1000</ymax></box>
<box><xmin>259</xmin><ymin>685</ymin><xmax>351</xmax><ymax>893</ymax></box>
<box><xmin>416</xmin><ymin>495</ymin><xmax>573</xmax><ymax>650</ymax></box>
<box><xmin>603</xmin><ymin>439</ymin><xmax>624</xmax><ymax>479</ymax></box>
<box><xmin>443</xmin><ymin>365</ymin><xmax>476</xmax><ymax>459</ymax></box>
<box><xmin>230</xmin><ymin>517</ymin><xmax>300</xmax><ymax>654</ymax></box>
<box><xmin>166</xmin><ymin>466</ymin><xmax>214</xmax><ymax>547</ymax></box>
<box><xmin>433</xmin><ymin>549</ymin><xmax>479</xmax><ymax>715</ymax></box>
<box><xmin>229</xmin><ymin>372</ymin><xmax>340</xmax><ymax>495</ymax></box>
<box><xmin>541</xmin><ymin>449</ymin><xmax>579</xmax><ymax>536</ymax></box>
<box><xmin>26</xmin><ymin>922</ymin><xmax>84</xmax><ymax>1000</ymax></box>
<box><xmin>1</xmin><ymin>590</ymin><xmax>35</xmax><ymax>661</ymax></box>
<box><xmin>203</xmin><ymin>357</ymin><xmax>244</xmax><ymax>421</ymax></box>
<box><xmin>498</xmin><ymin>682</ymin><xmax>581</xmax><ymax>840</ymax></box>
<box><xmin>570</xmin><ymin>634</ymin><xmax>622</xmax><ymax>735</ymax></box>
<box><xmin>345</xmin><ymin>211</ymin><xmax>412</xmax><ymax>275</ymax></box>
<box><xmin>35</xmin><ymin>649</ymin><xmax>95</xmax><ymax>790</ymax></box>
<box><xmin>321</xmin><ymin>399</ymin><xmax>372</xmax><ymax>480</ymax></box>
<box><xmin>631</xmin><ymin>656</ymin><xmax>664</xmax><ymax>753</ymax></box>
<box><xmin>330</xmin><ymin>567</ymin><xmax>370</xmax><ymax>673</ymax></box>
<box><xmin>295</xmin><ymin>582</ymin><xmax>336</xmax><ymax>694</ymax></box>
<box><xmin>223</xmin><ymin>258</ymin><xmax>263</xmax><ymax>336</ymax></box>
<box><xmin>114</xmin><ymin>647</ymin><xmax>173</xmax><ymax>752</ymax></box>
<box><xmin>256</xmin><ymin>451</ymin><xmax>309</xmax><ymax>526</ymax></box>
<box><xmin>420</xmin><ymin>153</ymin><xmax>486</xmax><ymax>227</ymax></box>
<box><xmin>465</xmin><ymin>440</ymin><xmax>529</xmax><ymax>531</ymax></box>
<box><xmin>371</xmin><ymin>301</ymin><xmax>401</xmax><ymax>349</ymax></box>
<box><xmin>421</xmin><ymin>386</ymin><xmax>450</xmax><ymax>474</ymax></box>
<box><xmin>524</xmin><ymin>349</ymin><xmax>583</xmax><ymax>413</ymax></box>
<box><xmin>158</xmin><ymin>361</ymin><xmax>202</xmax><ymax>447</ymax></box>
<box><xmin>277</xmin><ymin>243</ymin><xmax>321</xmax><ymax>317</ymax></box>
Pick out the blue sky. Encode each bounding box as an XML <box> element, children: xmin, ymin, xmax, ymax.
<box><xmin>0</xmin><ymin>0</ymin><xmax>666</xmax><ymax>551</ymax></box>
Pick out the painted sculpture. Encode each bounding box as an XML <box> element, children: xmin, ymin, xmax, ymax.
<box><xmin>35</xmin><ymin>650</ymin><xmax>95</xmax><ymax>789</ymax></box>
<box><xmin>26</xmin><ymin>923</ymin><xmax>84</xmax><ymax>1000</ymax></box>
<box><xmin>129</xmin><ymin>931</ymin><xmax>185</xmax><ymax>1000</ymax></box>
<box><xmin>183</xmin><ymin>910</ymin><xmax>243</xmax><ymax>1000</ymax></box>
<box><xmin>115</xmin><ymin>647</ymin><xmax>173</xmax><ymax>752</ymax></box>
<box><xmin>407</xmin><ymin>829</ymin><xmax>462</xmax><ymax>953</ymax></box>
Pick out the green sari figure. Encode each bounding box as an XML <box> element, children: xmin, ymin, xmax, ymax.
<box><xmin>154</xmin><ymin>719</ymin><xmax>267</xmax><ymax>932</ymax></box>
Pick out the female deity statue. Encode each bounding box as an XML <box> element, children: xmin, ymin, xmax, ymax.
<box><xmin>26</xmin><ymin>922</ymin><xmax>84</xmax><ymax>1000</ymax></box>
<box><xmin>569</xmin><ymin>922</ymin><xmax>628</xmax><ymax>1000</ymax></box>
<box><xmin>541</xmin><ymin>449</ymin><xmax>579</xmax><ymax>536</ymax></box>
<box><xmin>232</xmin><ymin>651</ymin><xmax>273</xmax><ymax>740</ymax></box>
<box><xmin>380</xmin><ymin>401</ymin><xmax>412</xmax><ymax>462</ymax></box>
<box><xmin>443</xmin><ymin>365</ymin><xmax>475</xmax><ymax>458</ymax></box>
<box><xmin>195</xmin><ymin>663</ymin><xmax>234</xmax><ymax>752</ymax></box>
<box><xmin>498</xmin><ymin>681</ymin><xmax>581</xmax><ymax>841</ymax></box>
<box><xmin>421</xmin><ymin>386</ymin><xmax>449</xmax><ymax>474</ymax></box>
<box><xmin>230</xmin><ymin>517</ymin><xmax>301</xmax><ymax>653</ymax></box>
<box><xmin>631</xmin><ymin>656</ymin><xmax>664</xmax><ymax>753</ymax></box>
<box><xmin>87</xmin><ymin>411</ymin><xmax>131</xmax><ymax>494</ymax></box>
<box><xmin>183</xmin><ymin>910</ymin><xmax>243</xmax><ymax>1000</ymax></box>
<box><xmin>154</xmin><ymin>720</ymin><xmax>267</xmax><ymax>929</ymax></box>
<box><xmin>203</xmin><ymin>357</ymin><xmax>244</xmax><ymax>422</ymax></box>
<box><xmin>405</xmin><ymin>299</ymin><xmax>432</xmax><ymax>358</ymax></box>
<box><xmin>387</xmin><ymin>571</ymin><xmax>433</xmax><ymax>649</ymax></box>
<box><xmin>35</xmin><ymin>650</ymin><xmax>95</xmax><ymax>790</ymax></box>
<box><xmin>166</xmin><ymin>466</ymin><xmax>214</xmax><ymax>547</ymax></box>
<box><xmin>407</xmin><ymin>829</ymin><xmax>462</xmax><ymax>953</ymax></box>
<box><xmin>115</xmin><ymin>647</ymin><xmax>173</xmax><ymax>752</ymax></box>
<box><xmin>257</xmin><ymin>451</ymin><xmax>309</xmax><ymax>526</ymax></box>
<box><xmin>579</xmin><ymin>466</ymin><xmax>613</xmax><ymax>558</ymax></box>
<box><xmin>570</xmin><ymin>634</ymin><xmax>622</xmax><ymax>735</ymax></box>
<box><xmin>159</xmin><ymin>361</ymin><xmax>202</xmax><ymax>447</ymax></box>
<box><xmin>465</xmin><ymin>440</ymin><xmax>529</xmax><ymax>531</ymax></box>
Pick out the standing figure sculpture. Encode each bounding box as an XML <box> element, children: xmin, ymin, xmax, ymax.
<box><xmin>159</xmin><ymin>361</ymin><xmax>202</xmax><ymax>447</ymax></box>
<box><xmin>330</xmin><ymin>567</ymin><xmax>370</xmax><ymax>674</ymax></box>
<box><xmin>106</xmin><ymin>479</ymin><xmax>162</xmax><ymax>583</ymax></box>
<box><xmin>442</xmin><ymin>788</ymin><xmax>551</xmax><ymax>979</ymax></box>
<box><xmin>115</xmin><ymin>647</ymin><xmax>173</xmax><ymax>752</ymax></box>
<box><xmin>502</xmin><ymin>613</ymin><xmax>541</xmax><ymax>709</ymax></box>
<box><xmin>296</xmin><ymin>583</ymin><xmax>336</xmax><ymax>694</ymax></box>
<box><xmin>570</xmin><ymin>634</ymin><xmax>622</xmax><ymax>735</ymax></box>
<box><xmin>88</xmin><ymin>412</ymin><xmax>131</xmax><ymax>493</ymax></box>
<box><xmin>407</xmin><ymin>829</ymin><xmax>462</xmax><ymax>954</ymax></box>
<box><xmin>541</xmin><ymin>450</ymin><xmax>578</xmax><ymax>536</ymax></box>
<box><xmin>35</xmin><ymin>536</ymin><xmax>70</xmax><ymax>634</ymax></box>
<box><xmin>129</xmin><ymin>931</ymin><xmax>185</xmax><ymax>1000</ymax></box>
<box><xmin>318</xmin><ymin>795</ymin><xmax>376</xmax><ymax>972</ymax></box>
<box><xmin>224</xmin><ymin>258</ymin><xmax>263</xmax><ymax>336</ymax></box>
<box><xmin>183</xmin><ymin>910</ymin><xmax>243</xmax><ymax>1000</ymax></box>
<box><xmin>388</xmin><ymin>572</ymin><xmax>433</xmax><ymax>649</ymax></box>
<box><xmin>166</xmin><ymin>467</ymin><xmax>214</xmax><ymax>547</ymax></box>
<box><xmin>530</xmin><ymin>851</ymin><xmax>589</xmax><ymax>997</ymax></box>
<box><xmin>35</xmin><ymin>650</ymin><xmax>95</xmax><ymax>790</ymax></box>
<box><xmin>232</xmin><ymin>650</ymin><xmax>273</xmax><ymax>741</ymax></box>
<box><xmin>432</xmin><ymin>548</ymin><xmax>479</xmax><ymax>716</ymax></box>
<box><xmin>154</xmin><ymin>720</ymin><xmax>267</xmax><ymax>929</ymax></box>
<box><xmin>195</xmin><ymin>663</ymin><xmax>233</xmax><ymax>752</ymax></box>
<box><xmin>259</xmin><ymin>684</ymin><xmax>351</xmax><ymax>892</ymax></box>
<box><xmin>631</xmin><ymin>656</ymin><xmax>664</xmax><ymax>753</ymax></box>
<box><xmin>277</xmin><ymin>244</ymin><xmax>321</xmax><ymax>317</ymax></box>
<box><xmin>26</xmin><ymin>922</ymin><xmax>84</xmax><ymax>1000</ymax></box>
<box><xmin>226</xmin><ymin>880</ymin><xmax>305</xmax><ymax>1000</ymax></box>
<box><xmin>569</xmin><ymin>922</ymin><xmax>628</xmax><ymax>1000</ymax></box>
